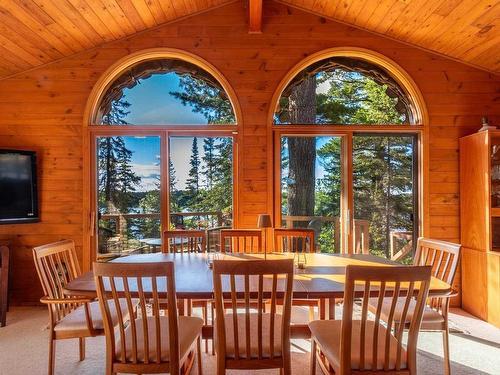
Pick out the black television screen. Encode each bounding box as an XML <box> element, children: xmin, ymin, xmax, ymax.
<box><xmin>0</xmin><ymin>150</ymin><xmax>39</xmax><ymax>224</ymax></box>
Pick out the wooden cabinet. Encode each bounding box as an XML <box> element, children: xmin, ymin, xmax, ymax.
<box><xmin>460</xmin><ymin>130</ymin><xmax>500</xmax><ymax>328</ymax></box>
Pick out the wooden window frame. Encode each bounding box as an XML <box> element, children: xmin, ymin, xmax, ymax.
<box><xmin>272</xmin><ymin>126</ymin><xmax>423</xmax><ymax>254</ymax></box>
<box><xmin>87</xmin><ymin>127</ymin><xmax>239</xmax><ymax>266</ymax></box>
<box><xmin>267</xmin><ymin>48</ymin><xmax>428</xmax><ymax>255</ymax></box>
<box><xmin>83</xmin><ymin>49</ymin><xmax>242</xmax><ymax>270</ymax></box>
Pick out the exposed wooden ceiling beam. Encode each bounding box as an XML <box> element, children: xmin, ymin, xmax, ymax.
<box><xmin>249</xmin><ymin>0</ymin><xmax>263</xmax><ymax>33</ymax></box>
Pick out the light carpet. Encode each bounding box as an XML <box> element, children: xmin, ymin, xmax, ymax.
<box><xmin>0</xmin><ymin>307</ymin><xmax>499</xmax><ymax>375</ymax></box>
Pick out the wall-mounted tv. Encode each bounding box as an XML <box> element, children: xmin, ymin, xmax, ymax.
<box><xmin>0</xmin><ymin>150</ymin><xmax>39</xmax><ymax>224</ymax></box>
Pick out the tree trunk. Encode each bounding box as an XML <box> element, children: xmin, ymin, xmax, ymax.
<box><xmin>287</xmin><ymin>76</ymin><xmax>316</xmax><ymax>227</ymax></box>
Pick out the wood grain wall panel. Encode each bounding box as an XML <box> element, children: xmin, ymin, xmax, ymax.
<box><xmin>0</xmin><ymin>1</ymin><xmax>498</xmax><ymax>305</ymax></box>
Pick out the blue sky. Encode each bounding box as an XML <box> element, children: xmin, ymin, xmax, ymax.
<box><xmin>123</xmin><ymin>73</ymin><xmax>207</xmax><ymax>125</ymax></box>
<box><xmin>106</xmin><ymin>74</ymin><xmax>336</xmax><ymax>192</ymax></box>
<box><xmin>114</xmin><ymin>74</ymin><xmax>211</xmax><ymax>191</ymax></box>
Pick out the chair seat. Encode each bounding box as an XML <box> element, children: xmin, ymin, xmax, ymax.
<box><xmin>309</xmin><ymin>320</ymin><xmax>407</xmax><ymax>372</ymax></box>
<box><xmin>54</xmin><ymin>298</ymin><xmax>137</xmax><ymax>334</ymax></box>
<box><xmin>217</xmin><ymin>313</ymin><xmax>283</xmax><ymax>359</ymax></box>
<box><xmin>117</xmin><ymin>315</ymin><xmax>203</xmax><ymax>362</ymax></box>
<box><xmin>368</xmin><ymin>297</ymin><xmax>445</xmax><ymax>329</ymax></box>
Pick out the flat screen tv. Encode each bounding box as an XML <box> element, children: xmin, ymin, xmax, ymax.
<box><xmin>0</xmin><ymin>150</ymin><xmax>39</xmax><ymax>224</ymax></box>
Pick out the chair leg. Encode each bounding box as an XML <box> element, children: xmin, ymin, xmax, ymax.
<box><xmin>79</xmin><ymin>337</ymin><xmax>85</xmax><ymax>361</ymax></box>
<box><xmin>211</xmin><ymin>302</ymin><xmax>215</xmax><ymax>355</ymax></box>
<box><xmin>197</xmin><ymin>336</ymin><xmax>203</xmax><ymax>375</ymax></box>
<box><xmin>105</xmin><ymin>362</ymin><xmax>113</xmax><ymax>375</ymax></box>
<box><xmin>310</xmin><ymin>338</ymin><xmax>317</xmax><ymax>375</ymax></box>
<box><xmin>203</xmin><ymin>304</ymin><xmax>208</xmax><ymax>353</ymax></box>
<box><xmin>48</xmin><ymin>338</ymin><xmax>55</xmax><ymax>375</ymax></box>
<box><xmin>283</xmin><ymin>355</ymin><xmax>292</xmax><ymax>375</ymax></box>
<box><xmin>443</xmin><ymin>327</ymin><xmax>451</xmax><ymax>375</ymax></box>
<box><xmin>216</xmin><ymin>344</ymin><xmax>225</xmax><ymax>375</ymax></box>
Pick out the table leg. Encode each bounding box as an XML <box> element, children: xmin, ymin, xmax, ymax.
<box><xmin>319</xmin><ymin>298</ymin><xmax>326</xmax><ymax>320</ymax></box>
<box><xmin>328</xmin><ymin>298</ymin><xmax>335</xmax><ymax>320</ymax></box>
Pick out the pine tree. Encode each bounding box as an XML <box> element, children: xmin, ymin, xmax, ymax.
<box><xmin>170</xmin><ymin>76</ymin><xmax>235</xmax><ymax>124</ymax></box>
<box><xmin>98</xmin><ymin>98</ymin><xmax>140</xmax><ymax>214</ymax></box>
<box><xmin>316</xmin><ymin>72</ymin><xmax>413</xmax><ymax>255</ymax></box>
<box><xmin>202</xmin><ymin>137</ymin><xmax>216</xmax><ymax>189</ymax></box>
<box><xmin>170</xmin><ymin>74</ymin><xmax>236</xmax><ymax>227</ymax></box>
<box><xmin>185</xmin><ymin>137</ymin><xmax>201</xmax><ymax>209</ymax></box>
<box><xmin>169</xmin><ymin>159</ymin><xmax>180</xmax><ymax>213</ymax></box>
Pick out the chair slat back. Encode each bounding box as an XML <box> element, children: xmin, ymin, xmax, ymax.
<box><xmin>162</xmin><ymin>230</ymin><xmax>206</xmax><ymax>253</ymax></box>
<box><xmin>93</xmin><ymin>261</ymin><xmax>180</xmax><ymax>369</ymax></box>
<box><xmin>220</xmin><ymin>229</ymin><xmax>262</xmax><ymax>253</ymax></box>
<box><xmin>414</xmin><ymin>237</ymin><xmax>461</xmax><ymax>311</ymax></box>
<box><xmin>213</xmin><ymin>259</ymin><xmax>294</xmax><ymax>361</ymax></box>
<box><xmin>273</xmin><ymin>228</ymin><xmax>315</xmax><ymax>253</ymax></box>
<box><xmin>341</xmin><ymin>265</ymin><xmax>431</xmax><ymax>373</ymax></box>
<box><xmin>33</xmin><ymin>240</ymin><xmax>82</xmax><ymax>321</ymax></box>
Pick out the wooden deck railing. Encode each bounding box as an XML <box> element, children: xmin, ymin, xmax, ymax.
<box><xmin>98</xmin><ymin>212</ymin><xmax>371</xmax><ymax>255</ymax></box>
<box><xmin>282</xmin><ymin>215</ymin><xmax>370</xmax><ymax>254</ymax></box>
<box><xmin>390</xmin><ymin>230</ymin><xmax>413</xmax><ymax>261</ymax></box>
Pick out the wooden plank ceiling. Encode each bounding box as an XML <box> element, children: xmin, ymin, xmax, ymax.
<box><xmin>0</xmin><ymin>0</ymin><xmax>498</xmax><ymax>80</ymax></box>
<box><xmin>281</xmin><ymin>0</ymin><xmax>500</xmax><ymax>73</ymax></box>
<box><xmin>0</xmin><ymin>0</ymin><xmax>233</xmax><ymax>79</ymax></box>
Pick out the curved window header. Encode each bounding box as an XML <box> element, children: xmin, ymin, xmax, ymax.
<box><xmin>274</xmin><ymin>57</ymin><xmax>415</xmax><ymax>125</ymax></box>
<box><xmin>97</xmin><ymin>58</ymin><xmax>236</xmax><ymax>125</ymax></box>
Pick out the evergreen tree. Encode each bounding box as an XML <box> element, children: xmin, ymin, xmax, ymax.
<box><xmin>185</xmin><ymin>137</ymin><xmax>201</xmax><ymax>210</ymax></box>
<box><xmin>316</xmin><ymin>72</ymin><xmax>413</xmax><ymax>255</ymax></box>
<box><xmin>170</xmin><ymin>76</ymin><xmax>235</xmax><ymax>124</ymax></box>
<box><xmin>98</xmin><ymin>98</ymin><xmax>140</xmax><ymax>214</ymax></box>
<box><xmin>170</xmin><ymin>74</ymin><xmax>235</xmax><ymax>227</ymax></box>
<box><xmin>202</xmin><ymin>137</ymin><xmax>216</xmax><ymax>189</ymax></box>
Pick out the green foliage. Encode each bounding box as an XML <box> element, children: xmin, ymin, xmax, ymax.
<box><xmin>98</xmin><ymin>98</ymin><xmax>142</xmax><ymax>246</ymax></box>
<box><xmin>281</xmin><ymin>68</ymin><xmax>415</xmax><ymax>257</ymax></box>
<box><xmin>170</xmin><ymin>75</ymin><xmax>235</xmax><ymax>124</ymax></box>
<box><xmin>98</xmin><ymin>99</ymin><xmax>141</xmax><ymax>215</ymax></box>
<box><xmin>169</xmin><ymin>75</ymin><xmax>235</xmax><ymax>228</ymax></box>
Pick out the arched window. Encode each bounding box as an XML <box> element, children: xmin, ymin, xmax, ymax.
<box><xmin>86</xmin><ymin>50</ymin><xmax>239</xmax><ymax>262</ymax></box>
<box><xmin>272</xmin><ymin>50</ymin><xmax>425</xmax><ymax>261</ymax></box>
<box><xmin>274</xmin><ymin>56</ymin><xmax>417</xmax><ymax>125</ymax></box>
<box><xmin>95</xmin><ymin>58</ymin><xmax>236</xmax><ymax>125</ymax></box>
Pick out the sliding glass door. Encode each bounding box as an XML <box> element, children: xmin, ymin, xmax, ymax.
<box><xmin>96</xmin><ymin>135</ymin><xmax>161</xmax><ymax>258</ymax></box>
<box><xmin>353</xmin><ymin>134</ymin><xmax>417</xmax><ymax>262</ymax></box>
<box><xmin>279</xmin><ymin>135</ymin><xmax>344</xmax><ymax>253</ymax></box>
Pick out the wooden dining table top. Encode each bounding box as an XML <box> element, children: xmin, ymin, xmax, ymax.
<box><xmin>63</xmin><ymin>252</ymin><xmax>452</xmax><ymax>299</ymax></box>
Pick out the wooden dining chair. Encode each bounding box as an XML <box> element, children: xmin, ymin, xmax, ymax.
<box><xmin>219</xmin><ymin>229</ymin><xmax>262</xmax><ymax>253</ymax></box>
<box><xmin>163</xmin><ymin>229</ymin><xmax>212</xmax><ymax>353</ymax></box>
<box><xmin>213</xmin><ymin>258</ymin><xmax>294</xmax><ymax>374</ymax></box>
<box><xmin>367</xmin><ymin>237</ymin><xmax>461</xmax><ymax>375</ymax></box>
<box><xmin>33</xmin><ymin>240</ymin><xmax>136</xmax><ymax>375</ymax></box>
<box><xmin>163</xmin><ymin>229</ymin><xmax>207</xmax><ymax>253</ymax></box>
<box><xmin>274</xmin><ymin>228</ymin><xmax>319</xmax><ymax>320</ymax></box>
<box><xmin>273</xmin><ymin>228</ymin><xmax>316</xmax><ymax>254</ymax></box>
<box><xmin>94</xmin><ymin>261</ymin><xmax>203</xmax><ymax>375</ymax></box>
<box><xmin>310</xmin><ymin>265</ymin><xmax>432</xmax><ymax>375</ymax></box>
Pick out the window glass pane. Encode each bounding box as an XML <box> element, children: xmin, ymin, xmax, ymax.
<box><xmin>169</xmin><ymin>136</ymin><xmax>233</xmax><ymax>249</ymax></box>
<box><xmin>97</xmin><ymin>59</ymin><xmax>236</xmax><ymax>125</ymax></box>
<box><xmin>274</xmin><ymin>57</ymin><xmax>413</xmax><ymax>125</ymax></box>
<box><xmin>97</xmin><ymin>136</ymin><xmax>161</xmax><ymax>259</ymax></box>
<box><xmin>353</xmin><ymin>135</ymin><xmax>416</xmax><ymax>263</ymax></box>
<box><xmin>281</xmin><ymin>136</ymin><xmax>342</xmax><ymax>253</ymax></box>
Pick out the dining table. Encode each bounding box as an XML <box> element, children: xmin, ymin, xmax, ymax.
<box><xmin>64</xmin><ymin>251</ymin><xmax>452</xmax><ymax>339</ymax></box>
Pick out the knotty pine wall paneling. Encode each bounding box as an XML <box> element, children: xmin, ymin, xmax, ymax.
<box><xmin>0</xmin><ymin>1</ymin><xmax>498</xmax><ymax>305</ymax></box>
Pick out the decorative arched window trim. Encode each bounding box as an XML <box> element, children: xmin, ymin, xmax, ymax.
<box><xmin>268</xmin><ymin>47</ymin><xmax>428</xmax><ymax>126</ymax></box>
<box><xmin>84</xmin><ymin>48</ymin><xmax>242</xmax><ymax>126</ymax></box>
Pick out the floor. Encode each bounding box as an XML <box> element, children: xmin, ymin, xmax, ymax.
<box><xmin>0</xmin><ymin>307</ymin><xmax>499</xmax><ymax>375</ymax></box>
